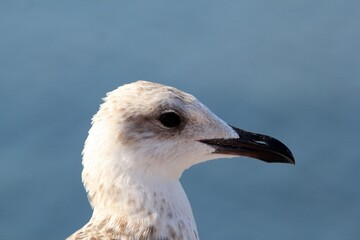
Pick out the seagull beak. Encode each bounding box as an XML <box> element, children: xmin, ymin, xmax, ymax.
<box><xmin>199</xmin><ymin>126</ymin><xmax>295</xmax><ymax>164</ymax></box>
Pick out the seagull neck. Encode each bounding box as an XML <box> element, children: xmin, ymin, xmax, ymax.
<box><xmin>92</xmin><ymin>172</ymin><xmax>190</xmax><ymax>214</ymax></box>
<box><xmin>88</xmin><ymin>172</ymin><xmax>198</xmax><ymax>239</ymax></box>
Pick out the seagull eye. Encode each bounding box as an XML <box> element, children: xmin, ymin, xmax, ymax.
<box><xmin>159</xmin><ymin>111</ymin><xmax>181</xmax><ymax>128</ymax></box>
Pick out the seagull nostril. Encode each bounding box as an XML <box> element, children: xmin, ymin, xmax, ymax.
<box><xmin>254</xmin><ymin>140</ymin><xmax>268</xmax><ymax>145</ymax></box>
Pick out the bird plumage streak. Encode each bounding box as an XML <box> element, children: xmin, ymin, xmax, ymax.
<box><xmin>67</xmin><ymin>81</ymin><xmax>295</xmax><ymax>240</ymax></box>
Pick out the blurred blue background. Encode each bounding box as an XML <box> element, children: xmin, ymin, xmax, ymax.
<box><xmin>1</xmin><ymin>0</ymin><xmax>359</xmax><ymax>239</ymax></box>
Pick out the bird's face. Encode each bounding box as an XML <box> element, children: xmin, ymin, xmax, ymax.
<box><xmin>84</xmin><ymin>81</ymin><xmax>294</xmax><ymax>181</ymax></box>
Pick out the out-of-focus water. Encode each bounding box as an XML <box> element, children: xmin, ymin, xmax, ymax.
<box><xmin>1</xmin><ymin>1</ymin><xmax>359</xmax><ymax>239</ymax></box>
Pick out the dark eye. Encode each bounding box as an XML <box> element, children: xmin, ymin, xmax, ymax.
<box><xmin>159</xmin><ymin>111</ymin><xmax>181</xmax><ymax>128</ymax></box>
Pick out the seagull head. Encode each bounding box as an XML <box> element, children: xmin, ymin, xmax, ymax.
<box><xmin>70</xmin><ymin>80</ymin><xmax>296</xmax><ymax>239</ymax></box>
<box><xmin>82</xmin><ymin>81</ymin><xmax>294</xmax><ymax>189</ymax></box>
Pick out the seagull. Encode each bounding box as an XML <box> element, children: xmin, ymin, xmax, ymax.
<box><xmin>67</xmin><ymin>80</ymin><xmax>295</xmax><ymax>240</ymax></box>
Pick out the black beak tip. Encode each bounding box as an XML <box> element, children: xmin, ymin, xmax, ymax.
<box><xmin>286</xmin><ymin>152</ymin><xmax>296</xmax><ymax>165</ymax></box>
<box><xmin>277</xmin><ymin>152</ymin><xmax>295</xmax><ymax>165</ymax></box>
